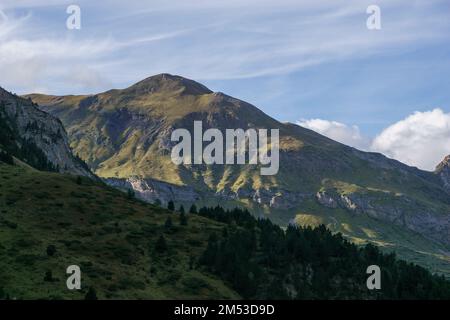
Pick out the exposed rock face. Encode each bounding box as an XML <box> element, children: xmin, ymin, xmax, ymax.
<box><xmin>105</xmin><ymin>176</ymin><xmax>310</xmax><ymax>210</ymax></box>
<box><xmin>222</xmin><ymin>187</ymin><xmax>310</xmax><ymax>209</ymax></box>
<box><xmin>436</xmin><ymin>155</ymin><xmax>450</xmax><ymax>193</ymax></box>
<box><xmin>0</xmin><ymin>87</ymin><xmax>94</xmax><ymax>177</ymax></box>
<box><xmin>315</xmin><ymin>189</ymin><xmax>450</xmax><ymax>246</ymax></box>
<box><xmin>104</xmin><ymin>177</ymin><xmax>200</xmax><ymax>205</ymax></box>
<box><xmin>316</xmin><ymin>191</ymin><xmax>338</xmax><ymax>208</ymax></box>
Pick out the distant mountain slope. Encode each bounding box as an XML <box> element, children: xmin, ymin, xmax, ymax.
<box><xmin>0</xmin><ymin>87</ymin><xmax>94</xmax><ymax>178</ymax></box>
<box><xmin>26</xmin><ymin>74</ymin><xmax>450</xmax><ymax>275</ymax></box>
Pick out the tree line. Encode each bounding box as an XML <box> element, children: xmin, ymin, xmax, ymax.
<box><xmin>191</xmin><ymin>205</ymin><xmax>450</xmax><ymax>299</ymax></box>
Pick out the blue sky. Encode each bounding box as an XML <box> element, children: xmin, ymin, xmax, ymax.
<box><xmin>0</xmin><ymin>0</ymin><xmax>450</xmax><ymax>169</ymax></box>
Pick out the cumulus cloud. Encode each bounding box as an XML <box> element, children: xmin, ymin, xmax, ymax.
<box><xmin>371</xmin><ymin>109</ymin><xmax>450</xmax><ymax>171</ymax></box>
<box><xmin>298</xmin><ymin>109</ymin><xmax>450</xmax><ymax>171</ymax></box>
<box><xmin>297</xmin><ymin>118</ymin><xmax>370</xmax><ymax>150</ymax></box>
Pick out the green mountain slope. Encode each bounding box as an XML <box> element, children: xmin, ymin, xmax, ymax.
<box><xmin>1</xmin><ymin>163</ymin><xmax>450</xmax><ymax>299</ymax></box>
<box><xmin>0</xmin><ymin>162</ymin><xmax>238</xmax><ymax>299</ymax></box>
<box><xmin>26</xmin><ymin>74</ymin><xmax>450</xmax><ymax>275</ymax></box>
<box><xmin>1</xmin><ymin>81</ymin><xmax>448</xmax><ymax>299</ymax></box>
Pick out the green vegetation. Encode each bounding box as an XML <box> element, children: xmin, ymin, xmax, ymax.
<box><xmin>26</xmin><ymin>75</ymin><xmax>450</xmax><ymax>279</ymax></box>
<box><xmin>0</xmin><ymin>162</ymin><xmax>238</xmax><ymax>299</ymax></box>
<box><xmin>195</xmin><ymin>206</ymin><xmax>450</xmax><ymax>299</ymax></box>
<box><xmin>14</xmin><ymin>75</ymin><xmax>450</xmax><ymax>294</ymax></box>
<box><xmin>1</xmin><ymin>161</ymin><xmax>449</xmax><ymax>299</ymax></box>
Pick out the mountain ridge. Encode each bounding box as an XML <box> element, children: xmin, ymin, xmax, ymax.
<box><xmin>24</xmin><ymin>74</ymin><xmax>450</xmax><ymax>275</ymax></box>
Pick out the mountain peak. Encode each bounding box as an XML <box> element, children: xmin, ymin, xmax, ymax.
<box><xmin>126</xmin><ymin>73</ymin><xmax>213</xmax><ymax>96</ymax></box>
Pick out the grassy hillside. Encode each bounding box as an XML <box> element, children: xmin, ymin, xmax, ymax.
<box><xmin>0</xmin><ymin>162</ymin><xmax>238</xmax><ymax>299</ymax></box>
<box><xmin>1</xmin><ymin>162</ymin><xmax>450</xmax><ymax>300</ymax></box>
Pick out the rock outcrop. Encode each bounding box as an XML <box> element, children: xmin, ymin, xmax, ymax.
<box><xmin>315</xmin><ymin>189</ymin><xmax>450</xmax><ymax>246</ymax></box>
<box><xmin>104</xmin><ymin>176</ymin><xmax>200</xmax><ymax>205</ymax></box>
<box><xmin>436</xmin><ymin>155</ymin><xmax>450</xmax><ymax>193</ymax></box>
<box><xmin>0</xmin><ymin>87</ymin><xmax>94</xmax><ymax>178</ymax></box>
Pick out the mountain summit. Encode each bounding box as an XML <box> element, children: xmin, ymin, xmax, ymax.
<box><xmin>26</xmin><ymin>75</ymin><xmax>450</xmax><ymax>275</ymax></box>
<box><xmin>126</xmin><ymin>73</ymin><xmax>213</xmax><ymax>96</ymax></box>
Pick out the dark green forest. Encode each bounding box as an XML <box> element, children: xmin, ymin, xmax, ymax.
<box><xmin>192</xmin><ymin>205</ymin><xmax>450</xmax><ymax>299</ymax></box>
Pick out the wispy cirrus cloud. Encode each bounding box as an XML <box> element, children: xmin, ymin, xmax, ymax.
<box><xmin>0</xmin><ymin>0</ymin><xmax>449</xmax><ymax>94</ymax></box>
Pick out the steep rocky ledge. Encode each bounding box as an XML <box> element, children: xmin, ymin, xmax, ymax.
<box><xmin>103</xmin><ymin>177</ymin><xmax>200</xmax><ymax>205</ymax></box>
<box><xmin>0</xmin><ymin>87</ymin><xmax>94</xmax><ymax>178</ymax></box>
<box><xmin>436</xmin><ymin>155</ymin><xmax>450</xmax><ymax>193</ymax></box>
<box><xmin>315</xmin><ymin>189</ymin><xmax>450</xmax><ymax>246</ymax></box>
<box><xmin>104</xmin><ymin>176</ymin><xmax>310</xmax><ymax>210</ymax></box>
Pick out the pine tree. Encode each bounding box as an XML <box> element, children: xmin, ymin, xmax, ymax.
<box><xmin>167</xmin><ymin>200</ymin><xmax>175</xmax><ymax>211</ymax></box>
<box><xmin>179</xmin><ymin>205</ymin><xmax>185</xmax><ymax>214</ymax></box>
<box><xmin>44</xmin><ymin>270</ymin><xmax>53</xmax><ymax>282</ymax></box>
<box><xmin>189</xmin><ymin>255</ymin><xmax>195</xmax><ymax>270</ymax></box>
<box><xmin>154</xmin><ymin>198</ymin><xmax>162</xmax><ymax>206</ymax></box>
<box><xmin>127</xmin><ymin>189</ymin><xmax>135</xmax><ymax>199</ymax></box>
<box><xmin>189</xmin><ymin>204</ymin><xmax>198</xmax><ymax>214</ymax></box>
<box><xmin>164</xmin><ymin>217</ymin><xmax>173</xmax><ymax>230</ymax></box>
<box><xmin>84</xmin><ymin>287</ymin><xmax>98</xmax><ymax>300</ymax></box>
<box><xmin>46</xmin><ymin>245</ymin><xmax>57</xmax><ymax>256</ymax></box>
<box><xmin>180</xmin><ymin>212</ymin><xmax>188</xmax><ymax>226</ymax></box>
<box><xmin>155</xmin><ymin>235</ymin><xmax>168</xmax><ymax>253</ymax></box>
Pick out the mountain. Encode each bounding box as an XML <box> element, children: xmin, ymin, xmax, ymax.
<box><xmin>26</xmin><ymin>74</ymin><xmax>450</xmax><ymax>275</ymax></box>
<box><xmin>2</xmin><ymin>82</ymin><xmax>449</xmax><ymax>299</ymax></box>
<box><xmin>0</xmin><ymin>87</ymin><xmax>93</xmax><ymax>178</ymax></box>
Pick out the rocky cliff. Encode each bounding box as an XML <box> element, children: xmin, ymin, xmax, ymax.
<box><xmin>104</xmin><ymin>176</ymin><xmax>200</xmax><ymax>205</ymax></box>
<box><xmin>436</xmin><ymin>155</ymin><xmax>450</xmax><ymax>193</ymax></box>
<box><xmin>0</xmin><ymin>87</ymin><xmax>94</xmax><ymax>177</ymax></box>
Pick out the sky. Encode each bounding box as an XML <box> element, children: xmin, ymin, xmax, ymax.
<box><xmin>0</xmin><ymin>0</ymin><xmax>449</xmax><ymax>170</ymax></box>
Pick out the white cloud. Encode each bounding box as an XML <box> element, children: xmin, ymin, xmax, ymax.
<box><xmin>371</xmin><ymin>109</ymin><xmax>450</xmax><ymax>171</ymax></box>
<box><xmin>298</xmin><ymin>109</ymin><xmax>450</xmax><ymax>171</ymax></box>
<box><xmin>297</xmin><ymin>119</ymin><xmax>370</xmax><ymax>150</ymax></box>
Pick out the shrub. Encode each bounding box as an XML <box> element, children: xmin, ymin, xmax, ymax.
<box><xmin>180</xmin><ymin>212</ymin><xmax>188</xmax><ymax>226</ymax></box>
<box><xmin>84</xmin><ymin>287</ymin><xmax>98</xmax><ymax>300</ymax></box>
<box><xmin>167</xmin><ymin>200</ymin><xmax>175</xmax><ymax>211</ymax></box>
<box><xmin>155</xmin><ymin>235</ymin><xmax>168</xmax><ymax>253</ymax></box>
<box><xmin>164</xmin><ymin>217</ymin><xmax>173</xmax><ymax>231</ymax></box>
<box><xmin>46</xmin><ymin>245</ymin><xmax>57</xmax><ymax>257</ymax></box>
<box><xmin>44</xmin><ymin>270</ymin><xmax>53</xmax><ymax>282</ymax></box>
